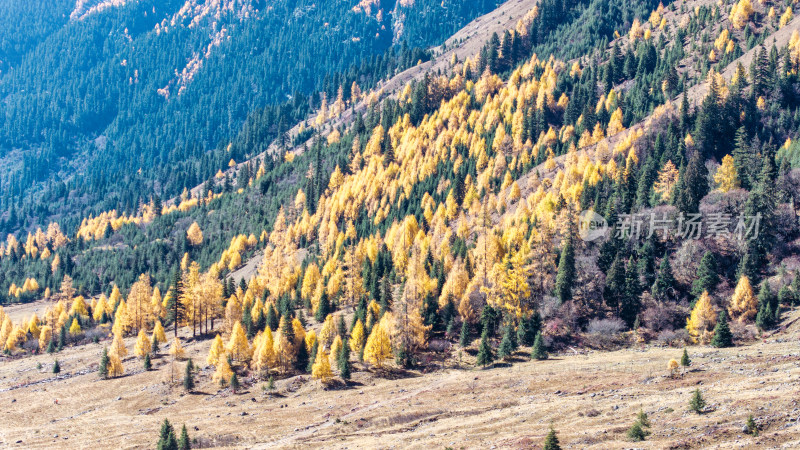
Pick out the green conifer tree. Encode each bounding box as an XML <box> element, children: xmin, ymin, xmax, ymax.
<box><xmin>498</xmin><ymin>325</ymin><xmax>515</xmax><ymax>360</ymax></box>
<box><xmin>531</xmin><ymin>332</ymin><xmax>548</xmax><ymax>360</ymax></box>
<box><xmin>554</xmin><ymin>232</ymin><xmax>575</xmax><ymax>304</ymax></box>
<box><xmin>689</xmin><ymin>388</ymin><xmax>706</xmax><ymax>413</ymax></box>
<box><xmin>459</xmin><ymin>321</ymin><xmax>471</xmax><ymax>347</ymax></box>
<box><xmin>476</xmin><ymin>329</ymin><xmax>495</xmax><ymax>368</ymax></box>
<box><xmin>180</xmin><ymin>360</ymin><xmax>193</xmax><ymax>392</ymax></box>
<box><xmin>543</xmin><ymin>427</ymin><xmax>561</xmax><ymax>450</ymax></box>
<box><xmin>178</xmin><ymin>424</ymin><xmax>191</xmax><ymax>450</ymax></box>
<box><xmin>99</xmin><ymin>347</ymin><xmax>109</xmax><ymax>379</ymax></box>
<box><xmin>681</xmin><ymin>348</ymin><xmax>691</xmax><ymax>368</ymax></box>
<box><xmin>711</xmin><ymin>311</ymin><xmax>733</xmax><ymax>348</ymax></box>
<box><xmin>157</xmin><ymin>419</ymin><xmax>178</xmax><ymax>450</ymax></box>
<box><xmin>691</xmin><ymin>252</ymin><xmax>719</xmax><ymax>298</ymax></box>
<box><xmin>338</xmin><ymin>338</ymin><xmax>351</xmax><ymax>381</ymax></box>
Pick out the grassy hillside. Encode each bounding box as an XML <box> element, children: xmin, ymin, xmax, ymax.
<box><xmin>1</xmin><ymin>0</ymin><xmax>800</xmax><ymax>446</ymax></box>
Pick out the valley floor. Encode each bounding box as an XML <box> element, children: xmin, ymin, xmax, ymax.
<box><xmin>2</xmin><ymin>305</ymin><xmax>800</xmax><ymax>449</ymax></box>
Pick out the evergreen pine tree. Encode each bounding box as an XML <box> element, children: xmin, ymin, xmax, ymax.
<box><xmin>338</xmin><ymin>339</ymin><xmax>351</xmax><ymax>381</ymax></box>
<box><xmin>230</xmin><ymin>373</ymin><xmax>240</xmax><ymax>393</ymax></box>
<box><xmin>543</xmin><ymin>427</ymin><xmax>561</xmax><ymax>450</ymax></box>
<box><xmin>294</xmin><ymin>338</ymin><xmax>309</xmax><ymax>373</ymax></box>
<box><xmin>498</xmin><ymin>325</ymin><xmax>515</xmax><ymax>360</ymax></box>
<box><xmin>746</xmin><ymin>414</ymin><xmax>759</xmax><ymax>436</ymax></box>
<box><xmin>476</xmin><ymin>329</ymin><xmax>495</xmax><ymax>368</ymax></box>
<box><xmin>691</xmin><ymin>252</ymin><xmax>719</xmax><ymax>298</ymax></box>
<box><xmin>711</xmin><ymin>311</ymin><xmax>733</xmax><ymax>347</ymax></box>
<box><xmin>266</xmin><ymin>303</ymin><xmax>279</xmax><ymax>331</ymax></box>
<box><xmin>99</xmin><ymin>347</ymin><xmax>109</xmax><ymax>379</ymax></box>
<box><xmin>620</xmin><ymin>257</ymin><xmax>642</xmax><ymax>328</ymax></box>
<box><xmin>144</xmin><ymin>353</ymin><xmax>152</xmax><ymax>371</ymax></box>
<box><xmin>627</xmin><ymin>421</ymin><xmax>648</xmax><ymax>442</ymax></box>
<box><xmin>183</xmin><ymin>360</ymin><xmax>195</xmax><ymax>392</ymax></box>
<box><xmin>531</xmin><ymin>332</ymin><xmax>548</xmax><ymax>360</ymax></box>
<box><xmin>47</xmin><ymin>338</ymin><xmax>55</xmax><ymax>354</ymax></box>
<box><xmin>604</xmin><ymin>255</ymin><xmax>625</xmax><ymax>311</ymax></box>
<box><xmin>157</xmin><ymin>419</ymin><xmax>178</xmax><ymax>450</ymax></box>
<box><xmin>315</xmin><ymin>292</ymin><xmax>330</xmax><ymax>322</ymax></box>
<box><xmin>681</xmin><ymin>348</ymin><xmax>691</xmax><ymax>368</ymax></box>
<box><xmin>58</xmin><ymin>324</ymin><xmax>67</xmax><ymax>351</ymax></box>
<box><xmin>689</xmin><ymin>388</ymin><xmax>706</xmax><ymax>413</ymax></box>
<box><xmin>673</xmin><ymin>151</ymin><xmax>708</xmax><ymax>214</ymax></box>
<box><xmin>52</xmin><ymin>359</ymin><xmax>60</xmax><ymax>374</ymax></box>
<box><xmin>178</xmin><ymin>424</ymin><xmax>191</xmax><ymax>450</ymax></box>
<box><xmin>307</xmin><ymin>340</ymin><xmax>319</xmax><ymax>373</ymax></box>
<box><xmin>459</xmin><ymin>321</ymin><xmax>471</xmax><ymax>347</ymax></box>
<box><xmin>651</xmin><ymin>255</ymin><xmax>676</xmax><ymax>301</ymax></box>
<box><xmin>554</xmin><ymin>232</ymin><xmax>575</xmax><ymax>304</ymax></box>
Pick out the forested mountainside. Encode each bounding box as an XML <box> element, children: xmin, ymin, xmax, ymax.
<box><xmin>0</xmin><ymin>0</ymin><xmax>498</xmax><ymax>234</ymax></box>
<box><xmin>2</xmin><ymin>1</ymin><xmax>800</xmax><ymax>445</ymax></box>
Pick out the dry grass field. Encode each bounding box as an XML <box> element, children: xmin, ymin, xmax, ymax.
<box><xmin>1</xmin><ymin>301</ymin><xmax>800</xmax><ymax>449</ymax></box>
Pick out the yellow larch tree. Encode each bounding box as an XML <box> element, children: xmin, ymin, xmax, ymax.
<box><xmin>364</xmin><ymin>320</ymin><xmax>392</xmax><ymax>368</ymax></box>
<box><xmin>93</xmin><ymin>295</ymin><xmax>108</xmax><ymax>322</ymax></box>
<box><xmin>69</xmin><ymin>318</ymin><xmax>81</xmax><ymax>335</ymax></box>
<box><xmin>127</xmin><ymin>273</ymin><xmax>153</xmax><ymax>333</ymax></box>
<box><xmin>69</xmin><ymin>296</ymin><xmax>88</xmax><ymax>317</ymax></box>
<box><xmin>350</xmin><ymin>319</ymin><xmax>365</xmax><ymax>355</ymax></box>
<box><xmin>226</xmin><ymin>322</ymin><xmax>252</xmax><ymax>364</ymax></box>
<box><xmin>252</xmin><ymin>329</ymin><xmax>276</xmax><ymax>377</ymax></box>
<box><xmin>312</xmin><ymin>349</ymin><xmax>333</xmax><ymax>382</ymax></box>
<box><xmin>653</xmin><ymin>160</ymin><xmax>679</xmax><ymax>202</ymax></box>
<box><xmin>153</xmin><ymin>320</ymin><xmax>167</xmax><ymax>344</ymax></box>
<box><xmin>212</xmin><ymin>355</ymin><xmax>233</xmax><ymax>386</ymax></box>
<box><xmin>134</xmin><ymin>329</ymin><xmax>152</xmax><ymax>358</ymax></box>
<box><xmin>714</xmin><ymin>155</ymin><xmax>739</xmax><ymax>192</ymax></box>
<box><xmin>112</xmin><ymin>300</ymin><xmax>130</xmax><ymax>336</ymax></box>
<box><xmin>168</xmin><ymin>337</ymin><xmax>186</xmax><ymax>360</ymax></box>
<box><xmin>780</xmin><ymin>6</ymin><xmax>793</xmax><ymax>28</ymax></box>
<box><xmin>729</xmin><ymin>0</ymin><xmax>754</xmax><ymax>29</ymax></box>
<box><xmin>186</xmin><ymin>222</ymin><xmax>204</xmax><ymax>246</ymax></box>
<box><xmin>28</xmin><ymin>314</ymin><xmax>40</xmax><ymax>339</ymax></box>
<box><xmin>729</xmin><ymin>276</ymin><xmax>757</xmax><ymax>322</ymax></box>
<box><xmin>110</xmin><ymin>330</ymin><xmax>128</xmax><ymax>359</ymax></box>
<box><xmin>38</xmin><ymin>325</ymin><xmax>52</xmax><ymax>351</ymax></box>
<box><xmin>207</xmin><ymin>334</ymin><xmax>225</xmax><ymax>366</ymax></box>
<box><xmin>687</xmin><ymin>291</ymin><xmax>717</xmax><ymax>343</ymax></box>
<box><xmin>108</xmin><ymin>351</ymin><xmax>125</xmax><ymax>378</ymax></box>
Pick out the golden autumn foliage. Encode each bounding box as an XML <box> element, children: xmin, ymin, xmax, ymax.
<box><xmin>714</xmin><ymin>155</ymin><xmax>739</xmax><ymax>192</ymax></box>
<box><xmin>780</xmin><ymin>7</ymin><xmax>793</xmax><ymax>28</ymax></box>
<box><xmin>69</xmin><ymin>318</ymin><xmax>82</xmax><ymax>335</ymax></box>
<box><xmin>134</xmin><ymin>328</ymin><xmax>152</xmax><ymax>358</ymax></box>
<box><xmin>312</xmin><ymin>349</ymin><xmax>333</xmax><ymax>382</ymax></box>
<box><xmin>169</xmin><ymin>337</ymin><xmax>186</xmax><ymax>360</ymax></box>
<box><xmin>212</xmin><ymin>355</ymin><xmax>234</xmax><ymax>386</ymax></box>
<box><xmin>653</xmin><ymin>160</ymin><xmax>679</xmax><ymax>202</ymax></box>
<box><xmin>207</xmin><ymin>334</ymin><xmax>225</xmax><ymax>366</ymax></box>
<box><xmin>153</xmin><ymin>320</ymin><xmax>167</xmax><ymax>344</ymax></box>
<box><xmin>729</xmin><ymin>276</ymin><xmax>757</xmax><ymax>322</ymax></box>
<box><xmin>729</xmin><ymin>0</ymin><xmax>754</xmax><ymax>29</ymax></box>
<box><xmin>227</xmin><ymin>322</ymin><xmax>252</xmax><ymax>363</ymax></box>
<box><xmin>187</xmin><ymin>222</ymin><xmax>204</xmax><ymax>246</ymax></box>
<box><xmin>364</xmin><ymin>320</ymin><xmax>392</xmax><ymax>368</ymax></box>
<box><xmin>687</xmin><ymin>291</ymin><xmax>717</xmax><ymax>343</ymax></box>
